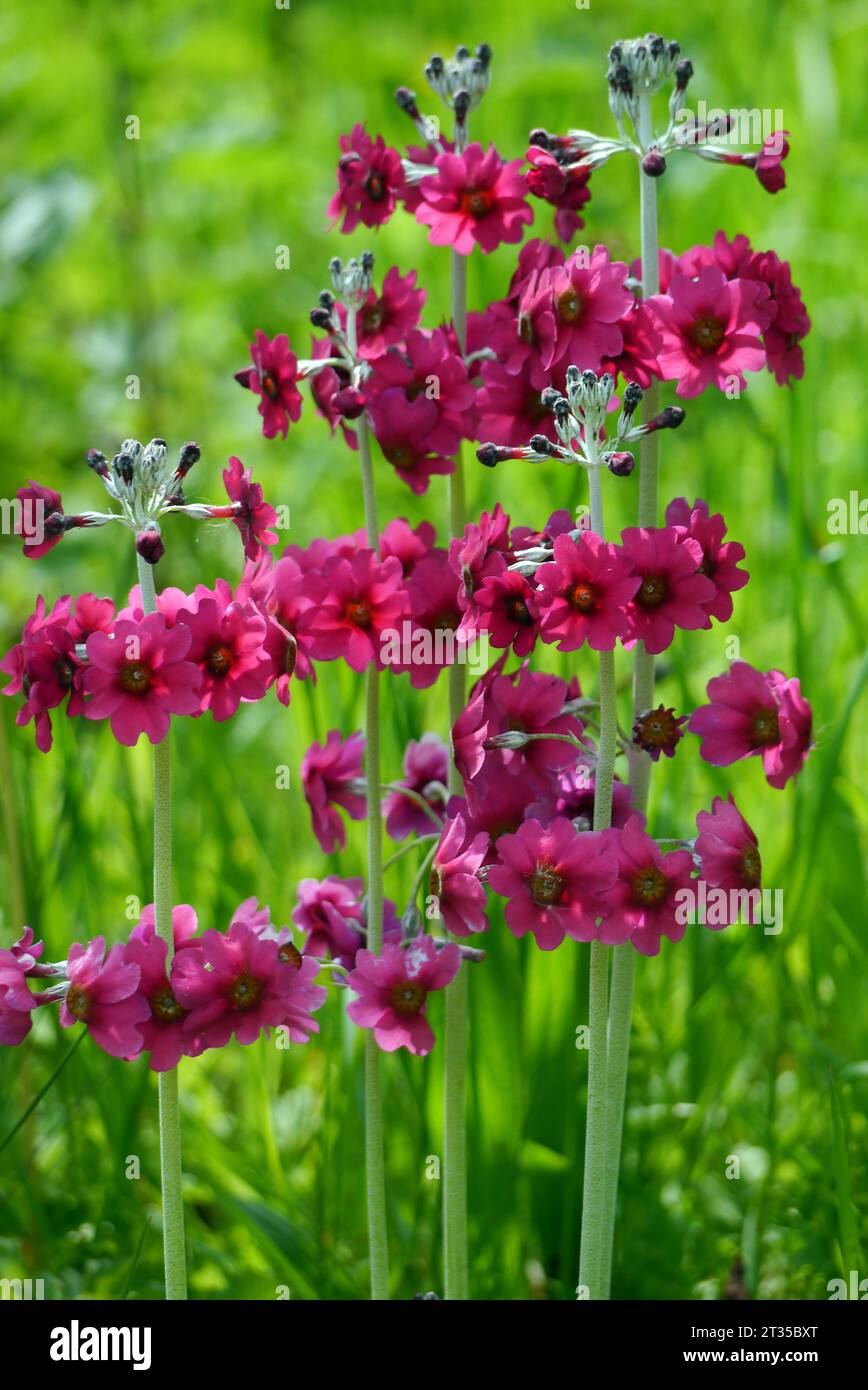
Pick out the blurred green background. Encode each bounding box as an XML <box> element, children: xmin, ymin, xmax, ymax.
<box><xmin>1</xmin><ymin>0</ymin><xmax>866</xmax><ymax>1300</ymax></box>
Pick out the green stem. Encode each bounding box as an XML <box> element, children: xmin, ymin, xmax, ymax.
<box><xmin>598</xmin><ymin>89</ymin><xmax>661</xmax><ymax>1299</ymax></box>
<box><xmin>443</xmin><ymin>241</ymin><xmax>469</xmax><ymax>1301</ymax></box>
<box><xmin>353</xmin><ymin>366</ymin><xmax>390</xmax><ymax>1299</ymax></box>
<box><xmin>136</xmin><ymin>553</ymin><xmax>187</xmax><ymax>1302</ymax></box>
<box><xmin>577</xmin><ymin>465</ymin><xmax>617</xmax><ymax>1299</ymax></box>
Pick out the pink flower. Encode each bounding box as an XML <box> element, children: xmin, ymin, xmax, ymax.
<box><xmin>292</xmin><ymin>877</ymin><xmax>400</xmax><ymax>969</ymax></box>
<box><xmin>346</xmin><ymin>936</ymin><xmax>460</xmax><ymax>1055</ymax></box>
<box><xmin>125</xmin><ymin>908</ymin><xmax>204</xmax><ymax>1071</ymax></box>
<box><xmin>602</xmin><ymin>816</ymin><xmax>696</xmax><ymax>957</ymax></box>
<box><xmin>415</xmin><ymin>142</ymin><xmax>533</xmax><ymax>255</ymax></box>
<box><xmin>476</xmin><ymin>356</ymin><xmax>566</xmax><ymax>447</ymax></box>
<box><xmin>367</xmin><ymin>327</ymin><xmax>476</xmax><ymax>457</ymax></box>
<box><xmin>175</xmin><ymin>593</ymin><xmax>272</xmax><ymax>721</ymax></box>
<box><xmin>1</xmin><ymin>596</ymin><xmax>85</xmax><ymax>753</ymax></box>
<box><xmin>384</xmin><ymin>734</ymin><xmax>448</xmax><ymax>840</ymax></box>
<box><xmin>646</xmin><ymin>266</ymin><xmax>772</xmax><ymax>397</ymax></box>
<box><xmin>339</xmin><ymin>266</ymin><xmax>425</xmax><ymax>359</ymax></box>
<box><xmin>328</xmin><ymin>124</ymin><xmax>405</xmax><ymax>233</ymax></box>
<box><xmin>526</xmin><ymin>245</ymin><xmax>634</xmax><ymax>374</ymax></box>
<box><xmin>621</xmin><ymin>526</ymin><xmax>716</xmax><ymax>655</ymax></box>
<box><xmin>473</xmin><ymin>571</ymin><xmax>541</xmax><ymax>657</ymax></box>
<box><xmin>301</xmin><ymin>730</ymin><xmax>367</xmax><ymax>853</ymax></box>
<box><xmin>536</xmin><ymin>531</ymin><xmax>640</xmax><ymax>652</ymax></box>
<box><xmin>488</xmin><ymin>817</ymin><xmax>618</xmax><ymax>950</ymax></box>
<box><xmin>750</xmin><ymin>132</ymin><xmax>790</xmax><ymax>194</ymax></box>
<box><xmin>175</xmin><ymin>920</ymin><xmax>326</xmax><ymax>1048</ymax></box>
<box><xmin>398</xmin><ymin>549</ymin><xmax>464</xmax><ymax>689</ymax></box>
<box><xmin>368</xmin><ymin>388</ymin><xmax>455</xmax><ymax>494</ymax></box>
<box><xmin>600</xmin><ymin>301</ymin><xmax>662</xmax><ymax>389</ymax></box>
<box><xmin>83</xmin><ymin>613</ymin><xmax>202</xmax><ymax>746</ymax></box>
<box><xmin>380</xmin><ymin>517</ymin><xmax>436</xmax><ymax>574</ymax></box>
<box><xmin>0</xmin><ymin>948</ymin><xmax>39</xmax><ymax>1046</ymax></box>
<box><xmin>529</xmin><ymin>764</ymin><xmax>634</xmax><ymax>832</ymax></box>
<box><xmin>302</xmin><ymin>549</ymin><xmax>409</xmax><ymax>672</ymax></box>
<box><xmin>688</xmin><ymin>661</ymin><xmax>813</xmax><ymax>789</ymax></box>
<box><xmin>15</xmin><ymin>482</ymin><xmax>66</xmax><ymax>558</ymax></box>
<box><xmin>664</xmin><ymin>497</ymin><xmax>749</xmax><ymax>623</ymax></box>
<box><xmin>221</xmin><ymin>456</ymin><xmax>279</xmax><ymax>560</ymax></box>
<box><xmin>235</xmin><ymin>331</ymin><xmax>303</xmax><ymax>440</ymax></box>
<box><xmin>525</xmin><ymin>144</ymin><xmax>592</xmax><ymax>243</ymax></box>
<box><xmin>695</xmin><ymin>795</ymin><xmax>761</xmax><ymax>916</ymax></box>
<box><xmin>60</xmin><ymin>937</ymin><xmax>151</xmax><ymax>1057</ymax></box>
<box><xmin>430</xmin><ymin>813</ymin><xmax>491</xmax><ymax>936</ymax></box>
<box><xmin>68</xmin><ymin>593</ymin><xmax>115</xmax><ymax>642</ymax></box>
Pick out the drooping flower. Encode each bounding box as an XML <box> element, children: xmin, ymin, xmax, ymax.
<box><xmin>328</xmin><ymin>124</ymin><xmax>405</xmax><ymax>234</ymax></box>
<box><xmin>235</xmin><ymin>331</ymin><xmax>303</xmax><ymax>440</ymax></box>
<box><xmin>175</xmin><ymin>592</ymin><xmax>272</xmax><ymax>722</ymax></box>
<box><xmin>664</xmin><ymin>497</ymin><xmax>749</xmax><ymax>623</ymax></box>
<box><xmin>536</xmin><ymin>531</ymin><xmax>640</xmax><ymax>652</ymax></box>
<box><xmin>220</xmin><ymin>456</ymin><xmax>279</xmax><ymax>560</ymax></box>
<box><xmin>488</xmin><ymin>816</ymin><xmax>618</xmax><ymax>950</ymax></box>
<box><xmin>83</xmin><ymin>613</ymin><xmax>202</xmax><ymax>747</ymax></box>
<box><xmin>414</xmin><ymin>142</ymin><xmax>533</xmax><ymax>255</ymax></box>
<box><xmin>302</xmin><ymin>549</ymin><xmax>409</xmax><ymax>672</ymax></box>
<box><xmin>15</xmin><ymin>483</ymin><xmax>66</xmax><ymax>559</ymax></box>
<box><xmin>723</xmin><ymin>131</ymin><xmax>790</xmax><ymax>193</ymax></box>
<box><xmin>695</xmin><ymin>795</ymin><xmax>762</xmax><ymax>923</ymax></box>
<box><xmin>291</xmin><ymin>877</ymin><xmax>401</xmax><ymax>969</ymax></box>
<box><xmin>688</xmin><ymin>661</ymin><xmax>813</xmax><ymax>789</ymax></box>
<box><xmin>175</xmin><ymin>919</ymin><xmax>326</xmax><ymax>1049</ymax></box>
<box><xmin>620</xmin><ymin>526</ymin><xmax>716</xmax><ymax>655</ymax></box>
<box><xmin>0</xmin><ymin>596</ymin><xmax>85</xmax><ymax>753</ymax></box>
<box><xmin>59</xmin><ymin>937</ymin><xmax>151</xmax><ymax>1058</ymax></box>
<box><xmin>602</xmin><ymin>815</ymin><xmax>696</xmax><ymax>957</ymax></box>
<box><xmin>525</xmin><ymin>144</ymin><xmax>592</xmax><ymax>243</ymax></box>
<box><xmin>384</xmin><ymin>734</ymin><xmax>448</xmax><ymax>840</ymax></box>
<box><xmin>429</xmin><ymin>813</ymin><xmax>489</xmax><ymax>936</ymax></box>
<box><xmin>346</xmin><ymin>936</ymin><xmax>460</xmax><ymax>1056</ymax></box>
<box><xmin>301</xmin><ymin>730</ymin><xmax>367</xmax><ymax>853</ymax></box>
<box><xmin>0</xmin><ymin>948</ymin><xmax>39</xmax><ymax>1046</ymax></box>
<box><xmin>646</xmin><ymin>266</ymin><xmax>772</xmax><ymax>397</ymax></box>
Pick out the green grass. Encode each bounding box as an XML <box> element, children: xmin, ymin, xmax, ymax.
<box><xmin>0</xmin><ymin>0</ymin><xmax>866</xmax><ymax>1299</ymax></box>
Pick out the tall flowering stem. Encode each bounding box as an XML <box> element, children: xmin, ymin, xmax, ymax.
<box><xmin>578</xmin><ymin>458</ymin><xmax>615</xmax><ymax>1299</ymax></box>
<box><xmin>347</xmin><ymin>299</ymin><xmax>390</xmax><ymax>1301</ymax></box>
<box><xmin>599</xmin><ymin>87</ymin><xmax>660</xmax><ymax>1297</ymax></box>
<box><xmin>135</xmin><ymin>552</ymin><xmax>187</xmax><ymax>1302</ymax></box>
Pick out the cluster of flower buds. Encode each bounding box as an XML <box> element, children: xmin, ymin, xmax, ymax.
<box><xmin>476</xmin><ymin>368</ymin><xmax>684</xmax><ymax>476</ymax></box>
<box><xmin>424</xmin><ymin>42</ymin><xmax>493</xmax><ymax>116</ymax></box>
<box><xmin>531</xmin><ymin>33</ymin><xmax>789</xmax><ymax>193</ymax></box>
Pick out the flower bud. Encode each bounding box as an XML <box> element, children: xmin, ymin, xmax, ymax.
<box><xmin>333</xmin><ymin>387</ymin><xmax>365</xmax><ymax>420</ymax></box>
<box><xmin>642</xmin><ymin>148</ymin><xmax>666</xmax><ymax>178</ymax></box>
<box><xmin>607</xmin><ymin>450</ymin><xmax>635</xmax><ymax>476</ymax></box>
<box><xmin>135</xmin><ymin>524</ymin><xmax>164</xmax><ymax>565</ymax></box>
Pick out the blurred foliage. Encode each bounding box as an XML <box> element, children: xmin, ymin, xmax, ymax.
<box><xmin>0</xmin><ymin>0</ymin><xmax>866</xmax><ymax>1301</ymax></box>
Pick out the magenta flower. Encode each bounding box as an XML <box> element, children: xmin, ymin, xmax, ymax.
<box><xmin>302</xmin><ymin>549</ymin><xmax>408</xmax><ymax>672</ymax></box>
<box><xmin>235</xmin><ymin>331</ymin><xmax>303</xmax><ymax>440</ymax></box>
<box><xmin>15</xmin><ymin>482</ymin><xmax>66</xmax><ymax>558</ymax></box>
<box><xmin>664</xmin><ymin>497</ymin><xmax>749</xmax><ymax>623</ymax></box>
<box><xmin>339</xmin><ymin>266</ymin><xmax>425</xmax><ymax>359</ymax></box>
<box><xmin>601</xmin><ymin>301</ymin><xmax>662</xmax><ymax>390</ymax></box>
<box><xmin>688</xmin><ymin>660</ymin><xmax>813</xmax><ymax>789</ymax></box>
<box><xmin>368</xmin><ymin>388</ymin><xmax>455</xmax><ymax>494</ymax></box>
<box><xmin>536</xmin><ymin>532</ymin><xmax>640</xmax><ymax>652</ymax></box>
<box><xmin>530</xmin><ymin>764</ymin><xmax>634</xmax><ymax>832</ymax></box>
<box><xmin>621</xmin><ymin>526</ymin><xmax>716</xmax><ymax>655</ymax></box>
<box><xmin>525</xmin><ymin>144</ymin><xmax>592</xmax><ymax>243</ymax></box>
<box><xmin>729</xmin><ymin>131</ymin><xmax>790</xmax><ymax>193</ymax></box>
<box><xmin>476</xmin><ymin>356</ymin><xmax>566</xmax><ymax>447</ymax></box>
<box><xmin>384</xmin><ymin>734</ymin><xmax>448</xmax><ymax>840</ymax></box>
<box><xmin>301</xmin><ymin>729</ymin><xmax>367</xmax><ymax>853</ymax></box>
<box><xmin>528</xmin><ymin>245</ymin><xmax>634</xmax><ymax>373</ymax></box>
<box><xmin>328</xmin><ymin>124</ymin><xmax>405</xmax><ymax>233</ymax></box>
<box><xmin>125</xmin><ymin>909</ymin><xmax>204</xmax><ymax>1071</ymax></box>
<box><xmin>478</xmin><ymin>667</ymin><xmax>583</xmax><ymax>792</ymax></box>
<box><xmin>175</xmin><ymin>919</ymin><xmax>326</xmax><ymax>1049</ymax></box>
<box><xmin>473</xmin><ymin>571</ymin><xmax>541</xmax><ymax>657</ymax></box>
<box><xmin>367</xmin><ymin>327</ymin><xmax>476</xmax><ymax>457</ymax></box>
<box><xmin>0</xmin><ymin>948</ymin><xmax>39</xmax><ymax>1046</ymax></box>
<box><xmin>175</xmin><ymin>593</ymin><xmax>272</xmax><ymax>722</ymax></box>
<box><xmin>430</xmin><ymin>813</ymin><xmax>489</xmax><ymax>936</ymax></box>
<box><xmin>695</xmin><ymin>796</ymin><xmax>762</xmax><ymax>921</ymax></box>
<box><xmin>647</xmin><ymin>266</ymin><xmax>772</xmax><ymax>397</ymax></box>
<box><xmin>220</xmin><ymin>456</ymin><xmax>279</xmax><ymax>560</ymax></box>
<box><xmin>60</xmin><ymin>937</ymin><xmax>151</xmax><ymax>1058</ymax></box>
<box><xmin>346</xmin><ymin>936</ymin><xmax>460</xmax><ymax>1056</ymax></box>
<box><xmin>393</xmin><ymin>549</ymin><xmax>463</xmax><ymax>690</ymax></box>
<box><xmin>83</xmin><ymin>613</ymin><xmax>202</xmax><ymax>747</ymax></box>
<box><xmin>414</xmin><ymin>142</ymin><xmax>533</xmax><ymax>255</ymax></box>
<box><xmin>292</xmin><ymin>876</ymin><xmax>400</xmax><ymax>969</ymax></box>
<box><xmin>488</xmin><ymin>817</ymin><xmax>618</xmax><ymax>950</ymax></box>
<box><xmin>602</xmin><ymin>816</ymin><xmax>696</xmax><ymax>957</ymax></box>
<box><xmin>1</xmin><ymin>596</ymin><xmax>85</xmax><ymax>753</ymax></box>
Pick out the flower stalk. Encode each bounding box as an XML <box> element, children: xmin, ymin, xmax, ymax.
<box><xmin>135</xmin><ymin>551</ymin><xmax>187</xmax><ymax>1302</ymax></box>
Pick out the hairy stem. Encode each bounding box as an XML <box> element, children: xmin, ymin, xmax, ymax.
<box><xmin>136</xmin><ymin>553</ymin><xmax>187</xmax><ymax>1301</ymax></box>
<box><xmin>599</xmin><ymin>89</ymin><xmax>660</xmax><ymax>1299</ymax></box>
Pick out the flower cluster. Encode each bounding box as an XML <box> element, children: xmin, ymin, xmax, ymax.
<box><xmin>1</xmin><ymin>903</ymin><xmax>326</xmax><ymax>1069</ymax></box>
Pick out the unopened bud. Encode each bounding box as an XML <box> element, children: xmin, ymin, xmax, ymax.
<box><xmin>176</xmin><ymin>442</ymin><xmax>200</xmax><ymax>477</ymax></box>
<box><xmin>333</xmin><ymin>387</ymin><xmax>365</xmax><ymax>420</ymax></box>
<box><xmin>642</xmin><ymin>148</ymin><xmax>666</xmax><ymax>177</ymax></box>
<box><xmin>607</xmin><ymin>450</ymin><xmax>635</xmax><ymax>476</ymax></box>
<box><xmin>135</xmin><ymin>525</ymin><xmax>164</xmax><ymax>565</ymax></box>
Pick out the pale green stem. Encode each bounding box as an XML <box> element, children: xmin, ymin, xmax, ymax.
<box><xmin>349</xmin><ymin>301</ymin><xmax>390</xmax><ymax>1298</ymax></box>
<box><xmin>598</xmin><ymin>88</ymin><xmax>661</xmax><ymax>1299</ymax></box>
<box><xmin>577</xmin><ymin>464</ymin><xmax>617</xmax><ymax>1299</ymax></box>
<box><xmin>443</xmin><ymin>231</ymin><xmax>470</xmax><ymax>1301</ymax></box>
<box><xmin>136</xmin><ymin>552</ymin><xmax>187</xmax><ymax>1301</ymax></box>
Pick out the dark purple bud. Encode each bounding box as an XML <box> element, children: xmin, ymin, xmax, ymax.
<box><xmin>642</xmin><ymin>148</ymin><xmax>667</xmax><ymax>178</ymax></box>
<box><xmin>135</xmin><ymin>525</ymin><xmax>164</xmax><ymax>565</ymax></box>
<box><xmin>176</xmin><ymin>442</ymin><xmax>200</xmax><ymax>477</ymax></box>
<box><xmin>477</xmin><ymin>443</ymin><xmax>512</xmax><ymax>467</ymax></box>
<box><xmin>607</xmin><ymin>450</ymin><xmax>635</xmax><ymax>476</ymax></box>
<box><xmin>454</xmin><ymin>89</ymin><xmax>471</xmax><ymax>121</ymax></box>
<box><xmin>234</xmin><ymin>367</ymin><xmax>256</xmax><ymax>390</ymax></box>
<box><xmin>85</xmin><ymin>448</ymin><xmax>108</xmax><ymax>477</ymax></box>
<box><xmin>675</xmin><ymin>59</ymin><xmax>693</xmax><ymax>91</ymax></box>
<box><xmin>529</xmin><ymin>434</ymin><xmax>557</xmax><ymax>456</ymax></box>
<box><xmin>395</xmin><ymin>86</ymin><xmax>420</xmax><ymax>120</ymax></box>
<box><xmin>623</xmin><ymin>382</ymin><xmax>643</xmax><ymax>414</ymax></box>
<box><xmin>476</xmin><ymin>43</ymin><xmax>492</xmax><ymax>69</ymax></box>
<box><xmin>318</xmin><ymin>289</ymin><xmax>335</xmax><ymax>309</ymax></box>
<box><xmin>310</xmin><ymin>306</ymin><xmax>332</xmax><ymax>329</ymax></box>
<box><xmin>333</xmin><ymin>387</ymin><xmax>365</xmax><ymax>420</ymax></box>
